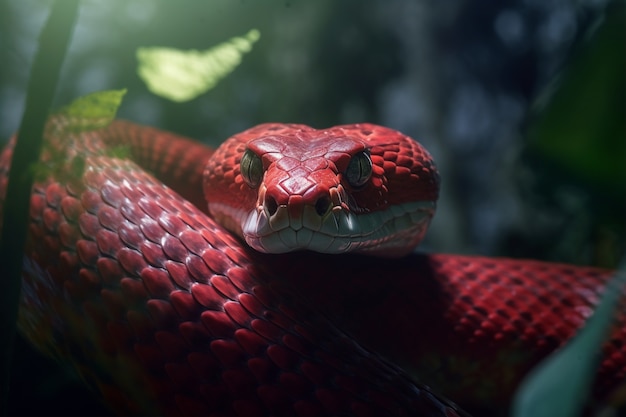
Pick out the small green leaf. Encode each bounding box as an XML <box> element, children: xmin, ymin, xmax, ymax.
<box><xmin>33</xmin><ymin>89</ymin><xmax>127</xmax><ymax>182</ymax></box>
<box><xmin>512</xmin><ymin>262</ymin><xmax>626</xmax><ymax>417</ymax></box>
<box><xmin>107</xmin><ymin>144</ymin><xmax>131</xmax><ymax>160</ymax></box>
<box><xmin>137</xmin><ymin>29</ymin><xmax>260</xmax><ymax>102</ymax></box>
<box><xmin>54</xmin><ymin>88</ymin><xmax>127</xmax><ymax>133</ymax></box>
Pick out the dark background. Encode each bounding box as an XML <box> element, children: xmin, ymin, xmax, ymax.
<box><xmin>1</xmin><ymin>0</ymin><xmax>624</xmax><ymax>415</ymax></box>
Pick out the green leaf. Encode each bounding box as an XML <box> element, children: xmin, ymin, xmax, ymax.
<box><xmin>512</xmin><ymin>262</ymin><xmax>626</xmax><ymax>417</ymax></box>
<box><xmin>54</xmin><ymin>88</ymin><xmax>127</xmax><ymax>133</ymax></box>
<box><xmin>527</xmin><ymin>4</ymin><xmax>625</xmax><ymax>192</ymax></box>
<box><xmin>33</xmin><ymin>89</ymin><xmax>127</xmax><ymax>182</ymax></box>
<box><xmin>136</xmin><ymin>29</ymin><xmax>260</xmax><ymax>102</ymax></box>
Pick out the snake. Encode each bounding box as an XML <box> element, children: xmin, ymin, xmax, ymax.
<box><xmin>1</xmin><ymin>118</ymin><xmax>624</xmax><ymax>416</ymax></box>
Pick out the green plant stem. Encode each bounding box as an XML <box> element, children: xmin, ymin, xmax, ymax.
<box><xmin>0</xmin><ymin>1</ymin><xmax>79</xmax><ymax>414</ymax></box>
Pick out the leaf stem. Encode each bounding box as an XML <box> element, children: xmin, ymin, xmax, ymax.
<box><xmin>0</xmin><ymin>1</ymin><xmax>79</xmax><ymax>414</ymax></box>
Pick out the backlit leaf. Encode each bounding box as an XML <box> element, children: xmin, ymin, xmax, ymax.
<box><xmin>137</xmin><ymin>29</ymin><xmax>260</xmax><ymax>102</ymax></box>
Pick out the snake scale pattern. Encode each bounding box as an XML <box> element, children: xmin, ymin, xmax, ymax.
<box><xmin>0</xmin><ymin>119</ymin><xmax>624</xmax><ymax>416</ymax></box>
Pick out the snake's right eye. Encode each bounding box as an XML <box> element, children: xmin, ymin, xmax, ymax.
<box><xmin>345</xmin><ymin>150</ymin><xmax>372</xmax><ymax>188</ymax></box>
<box><xmin>240</xmin><ymin>148</ymin><xmax>263</xmax><ymax>188</ymax></box>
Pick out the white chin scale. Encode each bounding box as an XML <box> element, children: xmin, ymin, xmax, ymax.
<box><xmin>242</xmin><ymin>200</ymin><xmax>435</xmax><ymax>257</ymax></box>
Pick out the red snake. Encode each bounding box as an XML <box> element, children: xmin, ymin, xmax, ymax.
<box><xmin>1</xmin><ymin>119</ymin><xmax>624</xmax><ymax>416</ymax></box>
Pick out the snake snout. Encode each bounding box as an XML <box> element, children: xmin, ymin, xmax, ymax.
<box><xmin>263</xmin><ymin>192</ymin><xmax>332</xmax><ymax>219</ymax></box>
<box><xmin>240</xmin><ymin>178</ymin><xmax>352</xmax><ymax>254</ymax></box>
<box><xmin>261</xmin><ymin>180</ymin><xmax>336</xmax><ymax>226</ymax></box>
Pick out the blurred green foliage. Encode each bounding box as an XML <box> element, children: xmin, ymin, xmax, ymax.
<box><xmin>510</xmin><ymin>1</ymin><xmax>625</xmax><ymax>269</ymax></box>
<box><xmin>528</xmin><ymin>3</ymin><xmax>625</xmax><ymax>194</ymax></box>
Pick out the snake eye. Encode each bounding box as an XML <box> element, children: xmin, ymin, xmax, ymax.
<box><xmin>240</xmin><ymin>148</ymin><xmax>263</xmax><ymax>188</ymax></box>
<box><xmin>345</xmin><ymin>150</ymin><xmax>372</xmax><ymax>188</ymax></box>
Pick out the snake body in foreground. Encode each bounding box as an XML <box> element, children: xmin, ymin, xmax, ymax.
<box><xmin>0</xmin><ymin>119</ymin><xmax>624</xmax><ymax>416</ymax></box>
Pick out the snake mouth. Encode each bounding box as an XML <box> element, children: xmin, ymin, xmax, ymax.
<box><xmin>241</xmin><ymin>199</ymin><xmax>436</xmax><ymax>256</ymax></box>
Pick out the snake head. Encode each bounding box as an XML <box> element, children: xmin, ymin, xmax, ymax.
<box><xmin>204</xmin><ymin>123</ymin><xmax>439</xmax><ymax>257</ymax></box>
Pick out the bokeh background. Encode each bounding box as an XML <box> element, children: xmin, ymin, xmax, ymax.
<box><xmin>1</xmin><ymin>0</ymin><xmax>624</xmax><ymax>415</ymax></box>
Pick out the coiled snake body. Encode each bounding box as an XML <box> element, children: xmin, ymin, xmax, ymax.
<box><xmin>0</xmin><ymin>120</ymin><xmax>624</xmax><ymax>416</ymax></box>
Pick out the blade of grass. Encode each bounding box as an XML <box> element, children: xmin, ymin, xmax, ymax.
<box><xmin>512</xmin><ymin>259</ymin><xmax>626</xmax><ymax>417</ymax></box>
<box><xmin>0</xmin><ymin>1</ymin><xmax>79</xmax><ymax>414</ymax></box>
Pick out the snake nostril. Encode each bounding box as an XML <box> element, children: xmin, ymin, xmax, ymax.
<box><xmin>315</xmin><ymin>196</ymin><xmax>331</xmax><ymax>216</ymax></box>
<box><xmin>264</xmin><ymin>195</ymin><xmax>278</xmax><ymax>216</ymax></box>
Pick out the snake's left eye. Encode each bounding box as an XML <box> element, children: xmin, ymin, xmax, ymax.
<box><xmin>345</xmin><ymin>150</ymin><xmax>372</xmax><ymax>188</ymax></box>
<box><xmin>240</xmin><ymin>148</ymin><xmax>263</xmax><ymax>188</ymax></box>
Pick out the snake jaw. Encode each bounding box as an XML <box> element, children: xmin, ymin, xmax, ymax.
<box><xmin>242</xmin><ymin>180</ymin><xmax>436</xmax><ymax>256</ymax></box>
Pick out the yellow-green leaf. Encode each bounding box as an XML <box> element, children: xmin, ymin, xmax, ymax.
<box><xmin>34</xmin><ymin>89</ymin><xmax>127</xmax><ymax>182</ymax></box>
<box><xmin>55</xmin><ymin>88</ymin><xmax>127</xmax><ymax>132</ymax></box>
<box><xmin>136</xmin><ymin>29</ymin><xmax>260</xmax><ymax>102</ymax></box>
